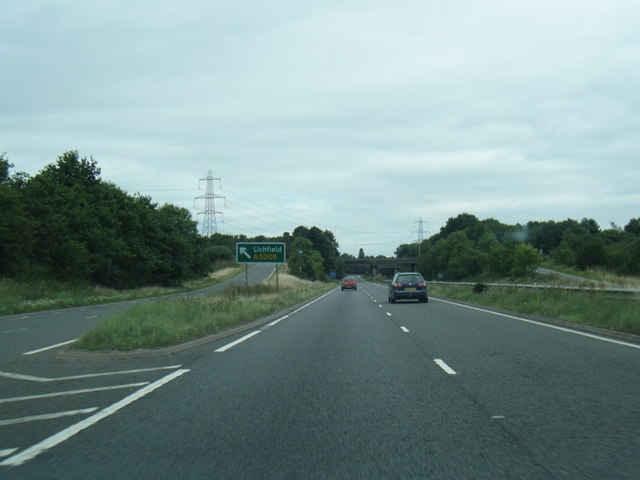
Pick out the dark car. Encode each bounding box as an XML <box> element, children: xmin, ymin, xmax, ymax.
<box><xmin>388</xmin><ymin>272</ymin><xmax>428</xmax><ymax>303</ymax></box>
<box><xmin>341</xmin><ymin>276</ymin><xmax>357</xmax><ymax>291</ymax></box>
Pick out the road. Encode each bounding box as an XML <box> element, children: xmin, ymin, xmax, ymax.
<box><xmin>1</xmin><ymin>276</ymin><xmax>639</xmax><ymax>479</ymax></box>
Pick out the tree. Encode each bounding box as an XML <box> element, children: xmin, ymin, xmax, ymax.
<box><xmin>437</xmin><ymin>213</ymin><xmax>481</xmax><ymax>240</ymax></box>
<box><xmin>205</xmin><ymin>245</ymin><xmax>233</xmax><ymax>262</ymax></box>
<box><xmin>288</xmin><ymin>237</ymin><xmax>324</xmax><ymax>280</ymax></box>
<box><xmin>625</xmin><ymin>218</ymin><xmax>640</xmax><ymax>236</ymax></box>
<box><xmin>358</xmin><ymin>248</ymin><xmax>366</xmax><ymax>259</ymax></box>
<box><xmin>487</xmin><ymin>243</ymin><xmax>513</xmax><ymax>276</ymax></box>
<box><xmin>13</xmin><ymin>151</ymin><xmax>207</xmax><ymax>287</ymax></box>
<box><xmin>511</xmin><ymin>244</ymin><xmax>540</xmax><ymax>277</ymax></box>
<box><xmin>0</xmin><ymin>153</ymin><xmax>11</xmax><ymax>183</ymax></box>
<box><xmin>581</xmin><ymin>218</ymin><xmax>600</xmax><ymax>235</ymax></box>
<box><xmin>290</xmin><ymin>226</ymin><xmax>343</xmax><ymax>277</ymax></box>
<box><xmin>395</xmin><ymin>243</ymin><xmax>419</xmax><ymax>257</ymax></box>
<box><xmin>0</xmin><ymin>154</ymin><xmax>35</xmax><ymax>276</ymax></box>
<box><xmin>576</xmin><ymin>239</ymin><xmax>606</xmax><ymax>270</ymax></box>
<box><xmin>420</xmin><ymin>231</ymin><xmax>484</xmax><ymax>280</ymax></box>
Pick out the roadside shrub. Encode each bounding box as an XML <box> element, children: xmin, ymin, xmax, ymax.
<box><xmin>473</xmin><ymin>283</ymin><xmax>488</xmax><ymax>294</ymax></box>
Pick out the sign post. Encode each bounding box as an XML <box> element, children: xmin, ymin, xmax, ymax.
<box><xmin>236</xmin><ymin>242</ymin><xmax>286</xmax><ymax>290</ymax></box>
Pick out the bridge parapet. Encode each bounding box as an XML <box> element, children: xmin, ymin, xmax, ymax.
<box><xmin>341</xmin><ymin>258</ymin><xmax>418</xmax><ymax>276</ymax></box>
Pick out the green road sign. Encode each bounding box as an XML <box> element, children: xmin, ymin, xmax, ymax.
<box><xmin>236</xmin><ymin>242</ymin><xmax>286</xmax><ymax>264</ymax></box>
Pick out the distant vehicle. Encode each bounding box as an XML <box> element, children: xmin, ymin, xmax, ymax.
<box><xmin>341</xmin><ymin>276</ymin><xmax>357</xmax><ymax>291</ymax></box>
<box><xmin>388</xmin><ymin>272</ymin><xmax>428</xmax><ymax>303</ymax></box>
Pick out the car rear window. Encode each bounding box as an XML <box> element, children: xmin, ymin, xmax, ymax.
<box><xmin>398</xmin><ymin>275</ymin><xmax>421</xmax><ymax>283</ymax></box>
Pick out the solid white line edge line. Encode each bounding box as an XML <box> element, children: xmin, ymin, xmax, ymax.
<box><xmin>1</xmin><ymin>368</ymin><xmax>190</xmax><ymax>467</ymax></box>
<box><xmin>215</xmin><ymin>331</ymin><xmax>260</xmax><ymax>352</ymax></box>
<box><xmin>432</xmin><ymin>297</ymin><xmax>640</xmax><ymax>350</ymax></box>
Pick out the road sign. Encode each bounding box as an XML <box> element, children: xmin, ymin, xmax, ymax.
<box><xmin>236</xmin><ymin>242</ymin><xmax>286</xmax><ymax>264</ymax></box>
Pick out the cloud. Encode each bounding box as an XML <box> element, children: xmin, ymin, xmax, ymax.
<box><xmin>2</xmin><ymin>0</ymin><xmax>639</xmax><ymax>256</ymax></box>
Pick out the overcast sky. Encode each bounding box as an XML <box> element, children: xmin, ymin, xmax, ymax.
<box><xmin>2</xmin><ymin>1</ymin><xmax>639</xmax><ymax>256</ymax></box>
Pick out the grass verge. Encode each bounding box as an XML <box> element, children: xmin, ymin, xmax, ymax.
<box><xmin>430</xmin><ymin>284</ymin><xmax>640</xmax><ymax>335</ymax></box>
<box><xmin>0</xmin><ymin>266</ymin><xmax>242</xmax><ymax>315</ymax></box>
<box><xmin>538</xmin><ymin>260</ymin><xmax>640</xmax><ymax>289</ymax></box>
<box><xmin>73</xmin><ymin>274</ymin><xmax>335</xmax><ymax>351</ymax></box>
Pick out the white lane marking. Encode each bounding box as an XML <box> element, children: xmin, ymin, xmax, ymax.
<box><xmin>434</xmin><ymin>359</ymin><xmax>457</xmax><ymax>375</ymax></box>
<box><xmin>3</xmin><ymin>328</ymin><xmax>28</xmax><ymax>334</ymax></box>
<box><xmin>432</xmin><ymin>298</ymin><xmax>640</xmax><ymax>350</ymax></box>
<box><xmin>23</xmin><ymin>338</ymin><xmax>79</xmax><ymax>355</ymax></box>
<box><xmin>400</xmin><ymin>326</ymin><xmax>410</xmax><ymax>333</ymax></box>
<box><xmin>386</xmin><ymin>312</ymin><xmax>392</xmax><ymax>317</ymax></box>
<box><xmin>0</xmin><ymin>449</ymin><xmax>18</xmax><ymax>458</ymax></box>
<box><xmin>86</xmin><ymin>315</ymin><xmax>98</xmax><ymax>319</ymax></box>
<box><xmin>215</xmin><ymin>331</ymin><xmax>260</xmax><ymax>352</ymax></box>
<box><xmin>291</xmin><ymin>289</ymin><xmax>336</xmax><ymax>314</ymax></box>
<box><xmin>0</xmin><ymin>382</ymin><xmax>150</xmax><ymax>404</ymax></box>
<box><xmin>0</xmin><ymin>365</ymin><xmax>182</xmax><ymax>383</ymax></box>
<box><xmin>0</xmin><ymin>368</ymin><xmax>190</xmax><ymax>467</ymax></box>
<box><xmin>0</xmin><ymin>408</ymin><xmax>99</xmax><ymax>426</ymax></box>
<box><xmin>216</xmin><ymin>288</ymin><xmax>337</xmax><ymax>352</ymax></box>
<box><xmin>267</xmin><ymin>315</ymin><xmax>289</xmax><ymax>327</ymax></box>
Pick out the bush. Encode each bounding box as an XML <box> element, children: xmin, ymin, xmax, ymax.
<box><xmin>473</xmin><ymin>283</ymin><xmax>488</xmax><ymax>294</ymax></box>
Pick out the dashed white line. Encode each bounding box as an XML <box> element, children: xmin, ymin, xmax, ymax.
<box><xmin>3</xmin><ymin>328</ymin><xmax>27</xmax><ymax>334</ymax></box>
<box><xmin>400</xmin><ymin>326</ymin><xmax>410</xmax><ymax>333</ymax></box>
<box><xmin>386</xmin><ymin>312</ymin><xmax>392</xmax><ymax>317</ymax></box>
<box><xmin>22</xmin><ymin>338</ymin><xmax>79</xmax><ymax>355</ymax></box>
<box><xmin>215</xmin><ymin>331</ymin><xmax>260</xmax><ymax>352</ymax></box>
<box><xmin>0</xmin><ymin>368</ymin><xmax>190</xmax><ymax>467</ymax></box>
<box><xmin>434</xmin><ymin>359</ymin><xmax>457</xmax><ymax>375</ymax></box>
<box><xmin>220</xmin><ymin>288</ymin><xmax>336</xmax><ymax>342</ymax></box>
<box><xmin>0</xmin><ymin>408</ymin><xmax>99</xmax><ymax>426</ymax></box>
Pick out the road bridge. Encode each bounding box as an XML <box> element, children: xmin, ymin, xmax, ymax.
<box><xmin>342</xmin><ymin>257</ymin><xmax>418</xmax><ymax>276</ymax></box>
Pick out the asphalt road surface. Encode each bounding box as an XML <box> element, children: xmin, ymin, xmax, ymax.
<box><xmin>1</xmin><ymin>275</ymin><xmax>638</xmax><ymax>479</ymax></box>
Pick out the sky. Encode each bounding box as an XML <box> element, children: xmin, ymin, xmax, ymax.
<box><xmin>2</xmin><ymin>0</ymin><xmax>639</xmax><ymax>257</ymax></box>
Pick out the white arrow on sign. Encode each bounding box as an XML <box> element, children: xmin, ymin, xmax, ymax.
<box><xmin>239</xmin><ymin>247</ymin><xmax>251</xmax><ymax>259</ymax></box>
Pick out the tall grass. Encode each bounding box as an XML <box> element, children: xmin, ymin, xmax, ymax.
<box><xmin>0</xmin><ymin>267</ymin><xmax>242</xmax><ymax>315</ymax></box>
<box><xmin>73</xmin><ymin>276</ymin><xmax>334</xmax><ymax>351</ymax></box>
<box><xmin>431</xmin><ymin>284</ymin><xmax>640</xmax><ymax>335</ymax></box>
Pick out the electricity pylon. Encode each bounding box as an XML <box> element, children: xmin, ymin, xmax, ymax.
<box><xmin>413</xmin><ymin>217</ymin><xmax>427</xmax><ymax>256</ymax></box>
<box><xmin>194</xmin><ymin>171</ymin><xmax>225</xmax><ymax>237</ymax></box>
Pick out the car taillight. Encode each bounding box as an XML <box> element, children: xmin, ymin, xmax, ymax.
<box><xmin>393</xmin><ymin>283</ymin><xmax>402</xmax><ymax>288</ymax></box>
<box><xmin>418</xmin><ymin>282</ymin><xmax>425</xmax><ymax>287</ymax></box>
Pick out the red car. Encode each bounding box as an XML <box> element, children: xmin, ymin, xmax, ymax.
<box><xmin>341</xmin><ymin>276</ymin><xmax>357</xmax><ymax>291</ymax></box>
